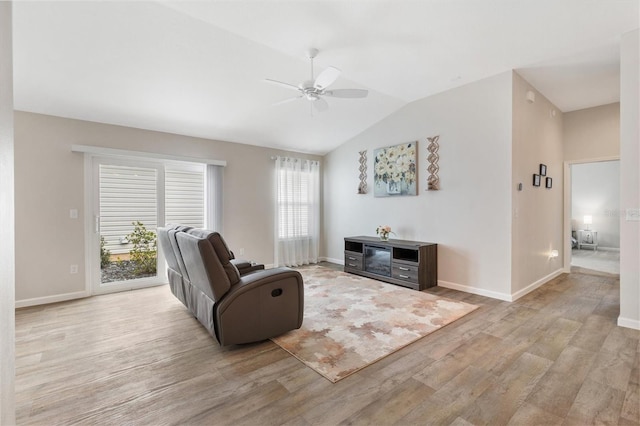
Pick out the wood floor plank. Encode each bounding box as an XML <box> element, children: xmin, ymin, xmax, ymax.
<box><xmin>564</xmin><ymin>378</ymin><xmax>626</xmax><ymax>425</ymax></box>
<box><xmin>459</xmin><ymin>352</ymin><xmax>553</xmax><ymax>425</ymax></box>
<box><xmin>621</xmin><ymin>382</ymin><xmax>640</xmax><ymax>424</ymax></box>
<box><xmin>342</xmin><ymin>377</ymin><xmax>433</xmax><ymax>425</ymax></box>
<box><xmin>14</xmin><ymin>265</ymin><xmax>640</xmax><ymax>425</ymax></box>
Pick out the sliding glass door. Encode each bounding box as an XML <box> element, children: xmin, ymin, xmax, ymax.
<box><xmin>92</xmin><ymin>158</ymin><xmax>164</xmax><ymax>294</ymax></box>
<box><xmin>90</xmin><ymin>156</ymin><xmax>206</xmax><ymax>295</ymax></box>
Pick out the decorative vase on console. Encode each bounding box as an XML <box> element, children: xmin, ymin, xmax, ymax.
<box><xmin>376</xmin><ymin>225</ymin><xmax>394</xmax><ymax>241</ymax></box>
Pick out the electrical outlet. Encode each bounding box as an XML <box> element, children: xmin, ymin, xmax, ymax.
<box><xmin>70</xmin><ymin>264</ymin><xmax>78</xmax><ymax>274</ymax></box>
<box><xmin>238</xmin><ymin>248</ymin><xmax>245</xmax><ymax>256</ymax></box>
<box><xmin>69</xmin><ymin>209</ymin><xmax>78</xmax><ymax>219</ymax></box>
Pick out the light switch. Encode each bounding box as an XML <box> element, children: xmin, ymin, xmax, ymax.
<box><xmin>70</xmin><ymin>209</ymin><xmax>78</xmax><ymax>219</ymax></box>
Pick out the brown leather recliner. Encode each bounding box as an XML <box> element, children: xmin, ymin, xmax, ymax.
<box><xmin>157</xmin><ymin>224</ymin><xmax>193</xmax><ymax>305</ymax></box>
<box><xmin>158</xmin><ymin>225</ymin><xmax>264</xmax><ymax>303</ymax></box>
<box><xmin>159</xmin><ymin>227</ymin><xmax>304</xmax><ymax>346</ymax></box>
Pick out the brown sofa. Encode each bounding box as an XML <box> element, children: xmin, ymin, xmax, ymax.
<box><xmin>158</xmin><ymin>226</ymin><xmax>304</xmax><ymax>346</ymax></box>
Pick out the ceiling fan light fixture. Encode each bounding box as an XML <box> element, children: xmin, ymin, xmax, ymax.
<box><xmin>265</xmin><ymin>48</ymin><xmax>368</xmax><ymax>112</ymax></box>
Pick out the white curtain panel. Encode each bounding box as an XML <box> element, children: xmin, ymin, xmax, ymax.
<box><xmin>205</xmin><ymin>164</ymin><xmax>223</xmax><ymax>232</ymax></box>
<box><xmin>274</xmin><ymin>156</ymin><xmax>320</xmax><ymax>267</ymax></box>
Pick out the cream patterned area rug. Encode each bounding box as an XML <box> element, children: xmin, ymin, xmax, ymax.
<box><xmin>271</xmin><ymin>266</ymin><xmax>478</xmax><ymax>383</ymax></box>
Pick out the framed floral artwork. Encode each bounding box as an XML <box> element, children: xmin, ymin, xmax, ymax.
<box><xmin>373</xmin><ymin>142</ymin><xmax>417</xmax><ymax>197</ymax></box>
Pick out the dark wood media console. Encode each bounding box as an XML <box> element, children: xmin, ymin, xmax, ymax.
<box><xmin>344</xmin><ymin>236</ymin><xmax>437</xmax><ymax>291</ymax></box>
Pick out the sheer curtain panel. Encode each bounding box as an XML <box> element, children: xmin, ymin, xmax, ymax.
<box><xmin>275</xmin><ymin>156</ymin><xmax>320</xmax><ymax>267</ymax></box>
<box><xmin>205</xmin><ymin>164</ymin><xmax>223</xmax><ymax>232</ymax></box>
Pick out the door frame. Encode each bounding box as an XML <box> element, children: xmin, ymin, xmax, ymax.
<box><xmin>562</xmin><ymin>155</ymin><xmax>620</xmax><ymax>273</ymax></box>
<box><xmin>78</xmin><ymin>145</ymin><xmax>225</xmax><ymax>296</ymax></box>
<box><xmin>84</xmin><ymin>155</ymin><xmax>168</xmax><ymax>296</ymax></box>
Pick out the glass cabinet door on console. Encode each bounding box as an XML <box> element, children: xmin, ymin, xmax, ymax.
<box><xmin>364</xmin><ymin>245</ymin><xmax>391</xmax><ymax>277</ymax></box>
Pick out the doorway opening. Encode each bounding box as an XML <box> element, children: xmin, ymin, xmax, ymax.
<box><xmin>568</xmin><ymin>159</ymin><xmax>620</xmax><ymax>276</ymax></box>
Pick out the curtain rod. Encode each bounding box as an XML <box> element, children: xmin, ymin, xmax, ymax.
<box><xmin>271</xmin><ymin>155</ymin><xmax>320</xmax><ymax>163</ymax></box>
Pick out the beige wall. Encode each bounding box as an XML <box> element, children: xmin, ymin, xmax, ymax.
<box><xmin>619</xmin><ymin>29</ymin><xmax>640</xmax><ymax>329</ymax></box>
<box><xmin>324</xmin><ymin>72</ymin><xmax>515</xmax><ymax>300</ymax></box>
<box><xmin>14</xmin><ymin>112</ymin><xmax>321</xmax><ymax>304</ymax></box>
<box><xmin>0</xmin><ymin>2</ymin><xmax>15</xmax><ymax>423</ymax></box>
<box><xmin>511</xmin><ymin>72</ymin><xmax>564</xmax><ymax>296</ymax></box>
<box><xmin>564</xmin><ymin>103</ymin><xmax>620</xmax><ymax>161</ymax></box>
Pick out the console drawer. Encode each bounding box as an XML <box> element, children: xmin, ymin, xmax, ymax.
<box><xmin>392</xmin><ymin>262</ymin><xmax>419</xmax><ymax>283</ymax></box>
<box><xmin>344</xmin><ymin>252</ymin><xmax>363</xmax><ymax>271</ymax></box>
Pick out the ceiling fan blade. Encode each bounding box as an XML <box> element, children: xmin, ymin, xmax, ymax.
<box><xmin>324</xmin><ymin>88</ymin><xmax>369</xmax><ymax>98</ymax></box>
<box><xmin>313</xmin><ymin>97</ymin><xmax>329</xmax><ymax>112</ymax></box>
<box><xmin>272</xmin><ymin>96</ymin><xmax>303</xmax><ymax>106</ymax></box>
<box><xmin>264</xmin><ymin>78</ymin><xmax>302</xmax><ymax>92</ymax></box>
<box><xmin>313</xmin><ymin>66</ymin><xmax>341</xmax><ymax>90</ymax></box>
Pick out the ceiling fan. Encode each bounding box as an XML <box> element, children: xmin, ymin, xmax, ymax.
<box><xmin>265</xmin><ymin>48</ymin><xmax>368</xmax><ymax>113</ymax></box>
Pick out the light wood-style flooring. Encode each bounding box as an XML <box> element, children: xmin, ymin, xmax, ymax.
<box><xmin>15</xmin><ymin>265</ymin><xmax>639</xmax><ymax>425</ymax></box>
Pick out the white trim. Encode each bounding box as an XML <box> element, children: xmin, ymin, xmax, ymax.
<box><xmin>617</xmin><ymin>316</ymin><xmax>640</xmax><ymax>330</ymax></box>
<box><xmin>510</xmin><ymin>268</ymin><xmax>564</xmax><ymax>301</ymax></box>
<box><xmin>72</xmin><ymin>144</ymin><xmax>227</xmax><ymax>167</ymax></box>
<box><xmin>16</xmin><ymin>291</ymin><xmax>90</xmax><ymax>308</ymax></box>
<box><xmin>438</xmin><ymin>280</ymin><xmax>512</xmax><ymax>301</ymax></box>
<box><xmin>595</xmin><ymin>246</ymin><xmax>621</xmax><ymax>252</ymax></box>
<box><xmin>83</xmin><ymin>154</ymin><xmax>93</xmax><ymax>295</ymax></box>
<box><xmin>439</xmin><ymin>270</ymin><xmax>563</xmax><ymax>302</ymax></box>
<box><xmin>91</xmin><ymin>280</ymin><xmax>167</xmax><ymax>296</ymax></box>
<box><xmin>320</xmin><ymin>256</ymin><xmax>344</xmax><ymax>265</ymax></box>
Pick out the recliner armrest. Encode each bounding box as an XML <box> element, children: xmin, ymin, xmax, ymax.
<box><xmin>214</xmin><ymin>267</ymin><xmax>304</xmax><ymax>344</ymax></box>
<box><xmin>218</xmin><ymin>268</ymin><xmax>303</xmax><ymax>306</ymax></box>
<box><xmin>231</xmin><ymin>259</ymin><xmax>265</xmax><ymax>275</ymax></box>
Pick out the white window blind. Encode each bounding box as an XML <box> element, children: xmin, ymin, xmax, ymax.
<box><xmin>165</xmin><ymin>164</ymin><xmax>205</xmax><ymax>228</ymax></box>
<box><xmin>277</xmin><ymin>169</ymin><xmax>311</xmax><ymax>239</ymax></box>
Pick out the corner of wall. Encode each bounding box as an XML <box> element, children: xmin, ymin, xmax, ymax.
<box><xmin>619</xmin><ymin>28</ymin><xmax>640</xmax><ymax>329</ymax></box>
<box><xmin>511</xmin><ymin>71</ymin><xmax>565</xmax><ymax>298</ymax></box>
<box><xmin>0</xmin><ymin>2</ymin><xmax>16</xmax><ymax>423</ymax></box>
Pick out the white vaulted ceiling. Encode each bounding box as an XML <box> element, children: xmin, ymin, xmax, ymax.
<box><xmin>12</xmin><ymin>1</ymin><xmax>639</xmax><ymax>155</ymax></box>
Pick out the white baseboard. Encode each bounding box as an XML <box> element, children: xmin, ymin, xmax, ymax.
<box><xmin>510</xmin><ymin>268</ymin><xmax>565</xmax><ymax>302</ymax></box>
<box><xmin>438</xmin><ymin>280</ymin><xmax>512</xmax><ymax>301</ymax></box>
<box><xmin>617</xmin><ymin>316</ymin><xmax>640</xmax><ymax>330</ymax></box>
<box><xmin>596</xmin><ymin>247</ymin><xmax>620</xmax><ymax>252</ymax></box>
<box><xmin>439</xmin><ymin>268</ymin><xmax>564</xmax><ymax>302</ymax></box>
<box><xmin>16</xmin><ymin>290</ymin><xmax>90</xmax><ymax>308</ymax></box>
<box><xmin>320</xmin><ymin>257</ymin><xmax>344</xmax><ymax>265</ymax></box>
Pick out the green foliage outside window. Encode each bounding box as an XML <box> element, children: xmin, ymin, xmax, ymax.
<box><xmin>127</xmin><ymin>221</ymin><xmax>157</xmax><ymax>275</ymax></box>
<box><xmin>100</xmin><ymin>236</ymin><xmax>111</xmax><ymax>269</ymax></box>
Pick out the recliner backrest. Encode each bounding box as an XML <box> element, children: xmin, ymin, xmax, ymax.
<box><xmin>158</xmin><ymin>224</ymin><xmax>191</xmax><ymax>275</ymax></box>
<box><xmin>157</xmin><ymin>227</ymin><xmax>177</xmax><ymax>271</ymax></box>
<box><xmin>176</xmin><ymin>231</ymin><xmax>231</xmax><ymax>302</ymax></box>
<box><xmin>168</xmin><ymin>228</ymin><xmax>192</xmax><ymax>282</ymax></box>
<box><xmin>185</xmin><ymin>229</ymin><xmax>241</xmax><ymax>285</ymax></box>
